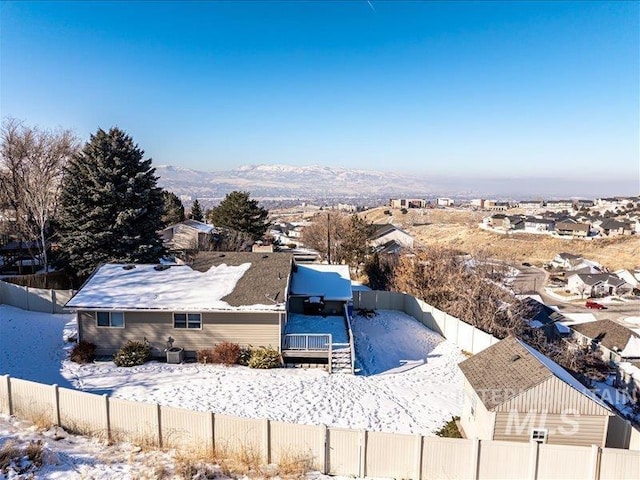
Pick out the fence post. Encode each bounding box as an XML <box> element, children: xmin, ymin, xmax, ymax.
<box><xmin>52</xmin><ymin>384</ymin><xmax>61</xmax><ymax>426</ymax></box>
<box><xmin>359</xmin><ymin>430</ymin><xmax>367</xmax><ymax>478</ymax></box>
<box><xmin>319</xmin><ymin>424</ymin><xmax>328</xmax><ymax>474</ymax></box>
<box><xmin>528</xmin><ymin>441</ymin><xmax>539</xmax><ymax>480</ymax></box>
<box><xmin>414</xmin><ymin>434</ymin><xmax>423</xmax><ymax>480</ymax></box>
<box><xmin>210</xmin><ymin>412</ymin><xmax>216</xmax><ymax>456</ymax></box>
<box><xmin>263</xmin><ymin>418</ymin><xmax>271</xmax><ymax>464</ymax></box>
<box><xmin>589</xmin><ymin>445</ymin><xmax>601</xmax><ymax>480</ymax></box>
<box><xmin>25</xmin><ymin>285</ymin><xmax>30</xmax><ymax>311</ymax></box>
<box><xmin>469</xmin><ymin>438</ymin><xmax>481</xmax><ymax>480</ymax></box>
<box><xmin>156</xmin><ymin>403</ymin><xmax>163</xmax><ymax>448</ymax></box>
<box><xmin>51</xmin><ymin>290</ymin><xmax>56</xmax><ymax>314</ymax></box>
<box><xmin>4</xmin><ymin>375</ymin><xmax>12</xmax><ymax>416</ymax></box>
<box><xmin>103</xmin><ymin>394</ymin><xmax>111</xmax><ymax>442</ymax></box>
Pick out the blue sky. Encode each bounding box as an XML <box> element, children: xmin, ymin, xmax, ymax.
<box><xmin>1</xmin><ymin>1</ymin><xmax>638</xmax><ymax>181</ymax></box>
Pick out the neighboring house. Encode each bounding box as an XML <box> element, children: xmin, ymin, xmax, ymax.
<box><xmin>436</xmin><ymin>197</ymin><xmax>454</xmax><ymax>207</ymax></box>
<box><xmin>555</xmin><ymin>221</ymin><xmax>591</xmax><ymax>237</ymax></box>
<box><xmin>567</xmin><ymin>273</ymin><xmax>632</xmax><ymax>297</ymax></box>
<box><xmin>486</xmin><ymin>201</ymin><xmax>510</xmax><ymax>211</ymax></box>
<box><xmin>551</xmin><ymin>252</ymin><xmax>583</xmax><ymax>270</ymax></box>
<box><xmin>489</xmin><ymin>214</ymin><xmax>507</xmax><ymax>228</ymax></box>
<box><xmin>159</xmin><ymin>220</ymin><xmax>219</xmax><ymax>251</ymax></box>
<box><xmin>546</xmin><ymin>200</ymin><xmax>574</xmax><ymax>210</ymax></box>
<box><xmin>614</xmin><ymin>269</ymin><xmax>640</xmax><ymax>289</ymax></box>
<box><xmin>389</xmin><ymin>198</ymin><xmax>427</xmax><ymax>209</ymax></box>
<box><xmin>506</xmin><ymin>215</ymin><xmax>525</xmax><ymax>230</ymax></box>
<box><xmin>459</xmin><ymin>336</ymin><xmax>613</xmax><ymax>446</ymax></box>
<box><xmin>524</xmin><ymin>217</ymin><xmax>555</xmax><ymax>232</ymax></box>
<box><xmin>368</xmin><ymin>224</ymin><xmax>414</xmax><ymax>250</ymax></box>
<box><xmin>520</xmin><ymin>297</ymin><xmax>568</xmax><ymax>340</ymax></box>
<box><xmin>598</xmin><ymin>218</ymin><xmax>634</xmax><ymax>237</ymax></box>
<box><xmin>66</xmin><ymin>252</ymin><xmax>294</xmax><ymax>358</ymax></box>
<box><xmin>519</xmin><ymin>200</ymin><xmax>544</xmax><ymax>209</ymax></box>
<box><xmin>575</xmin><ymin>199</ymin><xmax>595</xmax><ymax>209</ymax></box>
<box><xmin>571</xmin><ymin>319</ymin><xmax>640</xmax><ymax>364</ymax></box>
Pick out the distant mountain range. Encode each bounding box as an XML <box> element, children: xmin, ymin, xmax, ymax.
<box><xmin>155</xmin><ymin>164</ymin><xmax>440</xmax><ymax>200</ymax></box>
<box><xmin>155</xmin><ymin>164</ymin><xmax>637</xmax><ymax>202</ymax></box>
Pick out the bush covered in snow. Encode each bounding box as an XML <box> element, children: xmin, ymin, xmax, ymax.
<box><xmin>70</xmin><ymin>341</ymin><xmax>96</xmax><ymax>364</ymax></box>
<box><xmin>212</xmin><ymin>342</ymin><xmax>241</xmax><ymax>366</ymax></box>
<box><xmin>113</xmin><ymin>340</ymin><xmax>151</xmax><ymax>367</ymax></box>
<box><xmin>248</xmin><ymin>346</ymin><xmax>282</xmax><ymax>369</ymax></box>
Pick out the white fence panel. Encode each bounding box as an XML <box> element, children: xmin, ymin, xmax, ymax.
<box><xmin>26</xmin><ymin>288</ymin><xmax>55</xmax><ymax>313</ymax></box>
<box><xmin>327</xmin><ymin>427</ymin><xmax>360</xmax><ymax>476</ymax></box>
<box><xmin>537</xmin><ymin>443</ymin><xmax>593</xmax><ymax>479</ymax></box>
<box><xmin>422</xmin><ymin>437</ymin><xmax>475</xmax><ymax>480</ymax></box>
<box><xmin>600</xmin><ymin>447</ymin><xmax>640</xmax><ymax>480</ymax></box>
<box><xmin>108</xmin><ymin>397</ymin><xmax>159</xmax><ymax>445</ymax></box>
<box><xmin>270</xmin><ymin>421</ymin><xmax>325</xmax><ymax>471</ymax></box>
<box><xmin>0</xmin><ymin>375</ymin><xmax>10</xmax><ymax>415</ymax></box>
<box><xmin>53</xmin><ymin>290</ymin><xmax>75</xmax><ymax>313</ymax></box>
<box><xmin>1</xmin><ymin>282</ymin><xmax>28</xmax><ymax>310</ymax></box>
<box><xmin>9</xmin><ymin>378</ymin><xmax>55</xmax><ymax>426</ymax></box>
<box><xmin>478</xmin><ymin>440</ymin><xmax>531</xmax><ymax>480</ymax></box>
<box><xmin>58</xmin><ymin>387</ymin><xmax>108</xmax><ymax>438</ymax></box>
<box><xmin>160</xmin><ymin>405</ymin><xmax>212</xmax><ymax>450</ymax></box>
<box><xmin>457</xmin><ymin>320</ymin><xmax>475</xmax><ymax>353</ymax></box>
<box><xmin>214</xmin><ymin>414</ymin><xmax>267</xmax><ymax>461</ymax></box>
<box><xmin>366</xmin><ymin>431</ymin><xmax>419</xmax><ymax>479</ymax></box>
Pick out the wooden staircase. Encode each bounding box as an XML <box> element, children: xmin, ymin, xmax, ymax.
<box><xmin>331</xmin><ymin>343</ymin><xmax>353</xmax><ymax>374</ymax></box>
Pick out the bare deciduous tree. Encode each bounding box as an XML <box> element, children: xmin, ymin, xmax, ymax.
<box><xmin>0</xmin><ymin>118</ymin><xmax>78</xmax><ymax>272</ymax></box>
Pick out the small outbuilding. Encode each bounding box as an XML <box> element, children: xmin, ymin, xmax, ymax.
<box><xmin>459</xmin><ymin>336</ymin><xmax>613</xmax><ymax>447</ymax></box>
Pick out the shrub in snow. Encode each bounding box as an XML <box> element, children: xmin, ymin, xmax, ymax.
<box><xmin>113</xmin><ymin>340</ymin><xmax>151</xmax><ymax>367</ymax></box>
<box><xmin>70</xmin><ymin>341</ymin><xmax>96</xmax><ymax>364</ymax></box>
<box><xmin>435</xmin><ymin>417</ymin><xmax>462</xmax><ymax>438</ymax></box>
<box><xmin>196</xmin><ymin>348</ymin><xmax>216</xmax><ymax>364</ymax></box>
<box><xmin>212</xmin><ymin>342</ymin><xmax>241</xmax><ymax>366</ymax></box>
<box><xmin>248</xmin><ymin>346</ymin><xmax>282</xmax><ymax>369</ymax></box>
<box><xmin>238</xmin><ymin>347</ymin><xmax>252</xmax><ymax>366</ymax></box>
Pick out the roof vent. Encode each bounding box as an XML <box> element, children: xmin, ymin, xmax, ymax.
<box><xmin>122</xmin><ymin>264</ymin><xmax>135</xmax><ymax>270</ymax></box>
<box><xmin>262</xmin><ymin>255</ymin><xmax>269</xmax><ymax>259</ymax></box>
<box><xmin>154</xmin><ymin>264</ymin><xmax>170</xmax><ymax>271</ymax></box>
<box><xmin>219</xmin><ymin>253</ymin><xmax>225</xmax><ymax>258</ymax></box>
<box><xmin>510</xmin><ymin>354</ymin><xmax>521</xmax><ymax>362</ymax></box>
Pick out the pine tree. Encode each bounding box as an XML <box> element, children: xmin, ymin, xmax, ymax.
<box><xmin>57</xmin><ymin>127</ymin><xmax>165</xmax><ymax>277</ymax></box>
<box><xmin>161</xmin><ymin>190</ymin><xmax>185</xmax><ymax>226</ymax></box>
<box><xmin>206</xmin><ymin>191</ymin><xmax>268</xmax><ymax>240</ymax></box>
<box><xmin>189</xmin><ymin>198</ymin><xmax>203</xmax><ymax>222</ymax></box>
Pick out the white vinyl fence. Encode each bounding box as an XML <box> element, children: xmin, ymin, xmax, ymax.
<box><xmin>0</xmin><ymin>280</ymin><xmax>74</xmax><ymax>313</ymax></box>
<box><xmin>353</xmin><ymin>290</ymin><xmax>501</xmax><ymax>354</ymax></box>
<box><xmin>1</xmin><ymin>374</ymin><xmax>639</xmax><ymax>479</ymax></box>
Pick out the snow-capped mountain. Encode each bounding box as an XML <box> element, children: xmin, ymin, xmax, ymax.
<box><xmin>155</xmin><ymin>164</ymin><xmax>438</xmax><ymax>200</ymax></box>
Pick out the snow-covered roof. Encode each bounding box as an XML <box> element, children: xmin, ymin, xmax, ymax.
<box><xmin>66</xmin><ymin>262</ymin><xmax>284</xmax><ymax>311</ymax></box>
<box><xmin>290</xmin><ymin>264</ymin><xmax>353</xmax><ymax>301</ymax></box>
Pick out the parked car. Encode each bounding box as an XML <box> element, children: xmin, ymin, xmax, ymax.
<box><xmin>585</xmin><ymin>300</ymin><xmax>606</xmax><ymax>310</ymax></box>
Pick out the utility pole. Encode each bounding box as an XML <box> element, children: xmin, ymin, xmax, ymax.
<box><xmin>326</xmin><ymin>212</ymin><xmax>331</xmax><ymax>264</ymax></box>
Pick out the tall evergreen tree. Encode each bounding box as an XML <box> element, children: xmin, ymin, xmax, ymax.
<box><xmin>206</xmin><ymin>191</ymin><xmax>269</xmax><ymax>240</ymax></box>
<box><xmin>57</xmin><ymin>127</ymin><xmax>165</xmax><ymax>277</ymax></box>
<box><xmin>189</xmin><ymin>198</ymin><xmax>203</xmax><ymax>222</ymax></box>
<box><xmin>161</xmin><ymin>190</ymin><xmax>185</xmax><ymax>226</ymax></box>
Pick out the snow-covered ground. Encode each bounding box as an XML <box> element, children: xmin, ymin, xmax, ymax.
<box><xmin>0</xmin><ymin>305</ymin><xmax>464</xmax><ymax>436</ymax></box>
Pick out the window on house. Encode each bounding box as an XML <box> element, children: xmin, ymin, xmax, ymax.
<box><xmin>530</xmin><ymin>428</ymin><xmax>548</xmax><ymax>444</ymax></box>
<box><xmin>470</xmin><ymin>395</ymin><xmax>477</xmax><ymax>418</ymax></box>
<box><xmin>174</xmin><ymin>313</ymin><xmax>201</xmax><ymax>329</ymax></box>
<box><xmin>96</xmin><ymin>311</ymin><xmax>125</xmax><ymax>328</ymax></box>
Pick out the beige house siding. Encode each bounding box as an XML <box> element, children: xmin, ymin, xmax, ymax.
<box><xmin>493</xmin><ymin>412</ymin><xmax>609</xmax><ymax>447</ymax></box>
<box><xmin>460</xmin><ymin>378</ymin><xmax>495</xmax><ymax>440</ymax></box>
<box><xmin>495</xmin><ymin>377</ymin><xmax>611</xmax><ymax>416</ymax></box>
<box><xmin>78</xmin><ymin>310</ymin><xmax>281</xmax><ymax>357</ymax></box>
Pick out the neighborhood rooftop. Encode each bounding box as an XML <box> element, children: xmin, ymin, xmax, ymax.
<box><xmin>458</xmin><ymin>336</ymin><xmax>609</xmax><ymax>411</ymax></box>
<box><xmin>572</xmin><ymin>319</ymin><xmax>640</xmax><ymax>357</ymax></box>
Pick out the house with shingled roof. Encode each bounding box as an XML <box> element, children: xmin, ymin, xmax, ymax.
<box><xmin>458</xmin><ymin>336</ymin><xmax>613</xmax><ymax>446</ymax></box>
<box><xmin>571</xmin><ymin>319</ymin><xmax>640</xmax><ymax>364</ymax></box>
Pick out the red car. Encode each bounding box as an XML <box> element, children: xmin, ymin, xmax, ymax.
<box><xmin>585</xmin><ymin>300</ymin><xmax>606</xmax><ymax>310</ymax></box>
